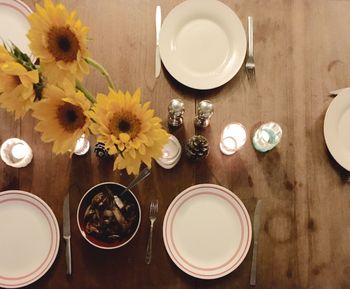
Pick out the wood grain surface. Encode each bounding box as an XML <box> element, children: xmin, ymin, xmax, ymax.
<box><xmin>1</xmin><ymin>0</ymin><xmax>350</xmax><ymax>288</ymax></box>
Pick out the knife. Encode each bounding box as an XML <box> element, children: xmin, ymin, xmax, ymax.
<box><xmin>155</xmin><ymin>5</ymin><xmax>161</xmax><ymax>78</ymax></box>
<box><xmin>250</xmin><ymin>200</ymin><xmax>262</xmax><ymax>286</ymax></box>
<box><xmin>63</xmin><ymin>194</ymin><xmax>72</xmax><ymax>275</ymax></box>
<box><xmin>329</xmin><ymin>87</ymin><xmax>350</xmax><ymax>96</ymax></box>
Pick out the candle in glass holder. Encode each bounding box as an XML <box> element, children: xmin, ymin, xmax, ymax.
<box><xmin>156</xmin><ymin>134</ymin><xmax>181</xmax><ymax>169</ymax></box>
<box><xmin>11</xmin><ymin>143</ymin><xmax>28</xmax><ymax>161</ymax></box>
<box><xmin>252</xmin><ymin>122</ymin><xmax>282</xmax><ymax>152</ymax></box>
<box><xmin>219</xmin><ymin>123</ymin><xmax>247</xmax><ymax>155</ymax></box>
<box><xmin>0</xmin><ymin>138</ymin><xmax>33</xmax><ymax>168</ymax></box>
<box><xmin>73</xmin><ymin>134</ymin><xmax>90</xmax><ymax>156</ymax></box>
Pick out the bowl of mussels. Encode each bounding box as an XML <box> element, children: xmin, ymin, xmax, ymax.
<box><xmin>77</xmin><ymin>182</ymin><xmax>141</xmax><ymax>249</ymax></box>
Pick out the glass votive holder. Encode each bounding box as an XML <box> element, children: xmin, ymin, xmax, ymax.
<box><xmin>73</xmin><ymin>134</ymin><xmax>90</xmax><ymax>156</ymax></box>
<box><xmin>252</xmin><ymin>122</ymin><xmax>282</xmax><ymax>152</ymax></box>
<box><xmin>219</xmin><ymin>123</ymin><xmax>247</xmax><ymax>155</ymax></box>
<box><xmin>156</xmin><ymin>134</ymin><xmax>181</xmax><ymax>169</ymax></box>
<box><xmin>0</xmin><ymin>138</ymin><xmax>33</xmax><ymax>168</ymax></box>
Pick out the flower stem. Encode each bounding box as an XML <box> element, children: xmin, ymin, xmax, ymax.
<box><xmin>76</xmin><ymin>80</ymin><xmax>95</xmax><ymax>103</ymax></box>
<box><xmin>85</xmin><ymin>57</ymin><xmax>115</xmax><ymax>90</ymax></box>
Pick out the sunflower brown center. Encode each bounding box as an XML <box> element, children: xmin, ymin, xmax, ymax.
<box><xmin>47</xmin><ymin>26</ymin><xmax>80</xmax><ymax>62</ymax></box>
<box><xmin>13</xmin><ymin>76</ymin><xmax>21</xmax><ymax>86</ymax></box>
<box><xmin>56</xmin><ymin>102</ymin><xmax>86</xmax><ymax>132</ymax></box>
<box><xmin>109</xmin><ymin>111</ymin><xmax>141</xmax><ymax>139</ymax></box>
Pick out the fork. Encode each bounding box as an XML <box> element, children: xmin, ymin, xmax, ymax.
<box><xmin>145</xmin><ymin>200</ymin><xmax>159</xmax><ymax>264</ymax></box>
<box><xmin>246</xmin><ymin>16</ymin><xmax>255</xmax><ymax>78</ymax></box>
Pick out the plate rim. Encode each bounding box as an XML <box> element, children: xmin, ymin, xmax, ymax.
<box><xmin>159</xmin><ymin>0</ymin><xmax>247</xmax><ymax>90</ymax></box>
<box><xmin>324</xmin><ymin>88</ymin><xmax>350</xmax><ymax>171</ymax></box>
<box><xmin>0</xmin><ymin>0</ymin><xmax>34</xmax><ymax>61</ymax></box>
<box><xmin>163</xmin><ymin>184</ymin><xmax>252</xmax><ymax>279</ymax></box>
<box><xmin>0</xmin><ymin>190</ymin><xmax>60</xmax><ymax>288</ymax></box>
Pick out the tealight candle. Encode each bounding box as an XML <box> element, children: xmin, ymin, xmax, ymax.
<box><xmin>219</xmin><ymin>123</ymin><xmax>247</xmax><ymax>155</ymax></box>
<box><xmin>11</xmin><ymin>143</ymin><xmax>28</xmax><ymax>161</ymax></box>
<box><xmin>156</xmin><ymin>134</ymin><xmax>181</xmax><ymax>169</ymax></box>
<box><xmin>73</xmin><ymin>134</ymin><xmax>90</xmax><ymax>156</ymax></box>
<box><xmin>161</xmin><ymin>139</ymin><xmax>180</xmax><ymax>163</ymax></box>
<box><xmin>0</xmin><ymin>138</ymin><xmax>33</xmax><ymax>168</ymax></box>
<box><xmin>252</xmin><ymin>122</ymin><xmax>282</xmax><ymax>152</ymax></box>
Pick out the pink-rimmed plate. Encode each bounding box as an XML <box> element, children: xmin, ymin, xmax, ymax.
<box><xmin>0</xmin><ymin>191</ymin><xmax>59</xmax><ymax>288</ymax></box>
<box><xmin>0</xmin><ymin>0</ymin><xmax>33</xmax><ymax>59</ymax></box>
<box><xmin>163</xmin><ymin>184</ymin><xmax>251</xmax><ymax>279</ymax></box>
<box><xmin>324</xmin><ymin>88</ymin><xmax>350</xmax><ymax>171</ymax></box>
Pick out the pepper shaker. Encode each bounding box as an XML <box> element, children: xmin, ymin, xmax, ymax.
<box><xmin>168</xmin><ymin>99</ymin><xmax>185</xmax><ymax>127</ymax></box>
<box><xmin>194</xmin><ymin>100</ymin><xmax>214</xmax><ymax>128</ymax></box>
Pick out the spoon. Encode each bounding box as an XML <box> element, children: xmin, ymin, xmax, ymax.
<box><xmin>107</xmin><ymin>167</ymin><xmax>151</xmax><ymax>209</ymax></box>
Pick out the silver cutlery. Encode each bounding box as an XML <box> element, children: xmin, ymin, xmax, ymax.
<box><xmin>105</xmin><ymin>167</ymin><xmax>151</xmax><ymax>209</ymax></box>
<box><xmin>63</xmin><ymin>194</ymin><xmax>72</xmax><ymax>275</ymax></box>
<box><xmin>246</xmin><ymin>16</ymin><xmax>255</xmax><ymax>77</ymax></box>
<box><xmin>145</xmin><ymin>200</ymin><xmax>159</xmax><ymax>264</ymax></box>
<box><xmin>329</xmin><ymin>87</ymin><xmax>349</xmax><ymax>96</ymax></box>
<box><xmin>155</xmin><ymin>6</ymin><xmax>162</xmax><ymax>78</ymax></box>
<box><xmin>250</xmin><ymin>200</ymin><xmax>262</xmax><ymax>286</ymax></box>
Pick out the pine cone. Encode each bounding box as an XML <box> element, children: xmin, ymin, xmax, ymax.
<box><xmin>185</xmin><ymin>135</ymin><xmax>209</xmax><ymax>161</ymax></box>
<box><xmin>94</xmin><ymin>142</ymin><xmax>110</xmax><ymax>159</ymax></box>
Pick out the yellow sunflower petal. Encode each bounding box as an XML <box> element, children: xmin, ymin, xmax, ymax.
<box><xmin>119</xmin><ymin>133</ymin><xmax>130</xmax><ymax>143</ymax></box>
<box><xmin>32</xmin><ymin>84</ymin><xmax>91</xmax><ymax>154</ymax></box>
<box><xmin>28</xmin><ymin>0</ymin><xmax>90</xmax><ymax>84</ymax></box>
<box><xmin>0</xmin><ymin>59</ymin><xmax>38</xmax><ymax>119</ymax></box>
<box><xmin>89</xmin><ymin>88</ymin><xmax>168</xmax><ymax>174</ymax></box>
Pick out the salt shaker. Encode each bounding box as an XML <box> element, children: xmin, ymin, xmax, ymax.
<box><xmin>194</xmin><ymin>100</ymin><xmax>214</xmax><ymax>128</ymax></box>
<box><xmin>168</xmin><ymin>99</ymin><xmax>185</xmax><ymax>127</ymax></box>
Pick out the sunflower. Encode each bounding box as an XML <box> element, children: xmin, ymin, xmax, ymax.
<box><xmin>32</xmin><ymin>81</ymin><xmax>91</xmax><ymax>154</ymax></box>
<box><xmin>0</xmin><ymin>46</ymin><xmax>39</xmax><ymax>119</ymax></box>
<box><xmin>27</xmin><ymin>0</ymin><xmax>89</xmax><ymax>84</ymax></box>
<box><xmin>89</xmin><ymin>88</ymin><xmax>169</xmax><ymax>175</ymax></box>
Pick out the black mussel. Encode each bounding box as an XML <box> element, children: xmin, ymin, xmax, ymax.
<box><xmin>83</xmin><ymin>204</ymin><xmax>95</xmax><ymax>220</ymax></box>
<box><xmin>91</xmin><ymin>192</ymin><xmax>109</xmax><ymax>208</ymax></box>
<box><xmin>85</xmin><ymin>222</ymin><xmax>101</xmax><ymax>235</ymax></box>
<box><xmin>84</xmin><ymin>189</ymin><xmax>138</xmax><ymax>242</ymax></box>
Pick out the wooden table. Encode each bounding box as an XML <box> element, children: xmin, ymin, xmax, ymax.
<box><xmin>1</xmin><ymin>0</ymin><xmax>350</xmax><ymax>288</ymax></box>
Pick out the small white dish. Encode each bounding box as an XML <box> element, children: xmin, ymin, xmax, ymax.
<box><xmin>324</xmin><ymin>88</ymin><xmax>350</xmax><ymax>171</ymax></box>
<box><xmin>0</xmin><ymin>0</ymin><xmax>33</xmax><ymax>59</ymax></box>
<box><xmin>0</xmin><ymin>190</ymin><xmax>59</xmax><ymax>288</ymax></box>
<box><xmin>159</xmin><ymin>0</ymin><xmax>246</xmax><ymax>90</ymax></box>
<box><xmin>163</xmin><ymin>184</ymin><xmax>251</xmax><ymax>279</ymax></box>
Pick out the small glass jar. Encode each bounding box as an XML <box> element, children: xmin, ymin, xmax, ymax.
<box><xmin>73</xmin><ymin>134</ymin><xmax>90</xmax><ymax>155</ymax></box>
<box><xmin>156</xmin><ymin>134</ymin><xmax>181</xmax><ymax>169</ymax></box>
<box><xmin>252</xmin><ymin>122</ymin><xmax>282</xmax><ymax>152</ymax></box>
<box><xmin>219</xmin><ymin>123</ymin><xmax>247</xmax><ymax>155</ymax></box>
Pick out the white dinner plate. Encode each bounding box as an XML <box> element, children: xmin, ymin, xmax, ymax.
<box><xmin>163</xmin><ymin>184</ymin><xmax>251</xmax><ymax>279</ymax></box>
<box><xmin>324</xmin><ymin>88</ymin><xmax>350</xmax><ymax>171</ymax></box>
<box><xmin>159</xmin><ymin>0</ymin><xmax>246</xmax><ymax>90</ymax></box>
<box><xmin>0</xmin><ymin>0</ymin><xmax>33</xmax><ymax>58</ymax></box>
<box><xmin>0</xmin><ymin>191</ymin><xmax>59</xmax><ymax>288</ymax></box>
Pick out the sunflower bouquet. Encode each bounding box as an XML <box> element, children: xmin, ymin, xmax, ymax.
<box><xmin>0</xmin><ymin>0</ymin><xmax>169</xmax><ymax>175</ymax></box>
